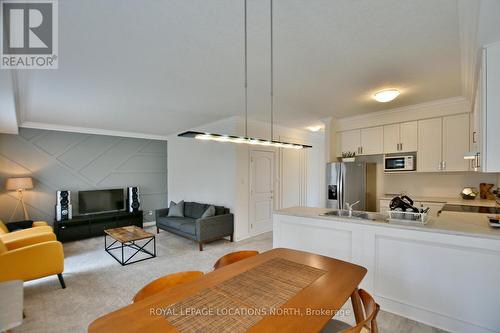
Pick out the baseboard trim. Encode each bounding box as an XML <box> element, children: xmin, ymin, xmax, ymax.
<box><xmin>143</xmin><ymin>221</ymin><xmax>156</xmax><ymax>227</ymax></box>
<box><xmin>377</xmin><ymin>295</ymin><xmax>498</xmax><ymax>333</ymax></box>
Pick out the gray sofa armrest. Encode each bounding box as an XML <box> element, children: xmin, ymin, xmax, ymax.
<box><xmin>196</xmin><ymin>214</ymin><xmax>234</xmax><ymax>242</ymax></box>
<box><xmin>155</xmin><ymin>208</ymin><xmax>169</xmax><ymax>223</ymax></box>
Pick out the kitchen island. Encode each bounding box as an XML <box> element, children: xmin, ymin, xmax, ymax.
<box><xmin>273</xmin><ymin>207</ymin><xmax>500</xmax><ymax>333</ymax></box>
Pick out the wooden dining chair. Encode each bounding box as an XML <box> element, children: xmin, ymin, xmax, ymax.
<box><xmin>132</xmin><ymin>271</ymin><xmax>204</xmax><ymax>303</ymax></box>
<box><xmin>321</xmin><ymin>289</ymin><xmax>380</xmax><ymax>333</ymax></box>
<box><xmin>213</xmin><ymin>250</ymin><xmax>259</xmax><ymax>270</ymax></box>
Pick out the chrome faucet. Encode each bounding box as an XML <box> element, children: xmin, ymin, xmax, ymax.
<box><xmin>345</xmin><ymin>201</ymin><xmax>360</xmax><ymax>216</ymax></box>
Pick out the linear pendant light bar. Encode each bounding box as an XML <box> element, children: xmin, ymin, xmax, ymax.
<box><xmin>177</xmin><ymin>0</ymin><xmax>312</xmax><ymax>149</ymax></box>
<box><xmin>178</xmin><ymin>131</ymin><xmax>311</xmax><ymax>149</ymax></box>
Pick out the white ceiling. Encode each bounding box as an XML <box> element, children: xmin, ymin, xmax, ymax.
<box><xmin>13</xmin><ymin>0</ymin><xmax>466</xmax><ymax>136</ymax></box>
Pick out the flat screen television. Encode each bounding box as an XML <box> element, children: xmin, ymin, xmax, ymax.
<box><xmin>78</xmin><ymin>189</ymin><xmax>124</xmax><ymax>215</ymax></box>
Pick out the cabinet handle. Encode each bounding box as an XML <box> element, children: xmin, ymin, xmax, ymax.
<box><xmin>400</xmin><ymin>143</ymin><xmax>403</xmax><ymax>151</ymax></box>
<box><xmin>473</xmin><ymin>131</ymin><xmax>477</xmax><ymax>144</ymax></box>
<box><xmin>442</xmin><ymin>161</ymin><xmax>446</xmax><ymax>170</ymax></box>
<box><xmin>475</xmin><ymin>153</ymin><xmax>481</xmax><ymax>169</ymax></box>
<box><xmin>438</xmin><ymin>161</ymin><xmax>442</xmax><ymax>171</ymax></box>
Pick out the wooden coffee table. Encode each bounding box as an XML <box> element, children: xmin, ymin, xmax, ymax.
<box><xmin>104</xmin><ymin>226</ymin><xmax>156</xmax><ymax>266</ymax></box>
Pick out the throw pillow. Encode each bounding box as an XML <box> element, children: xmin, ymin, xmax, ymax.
<box><xmin>168</xmin><ymin>200</ymin><xmax>185</xmax><ymax>217</ymax></box>
<box><xmin>200</xmin><ymin>205</ymin><xmax>216</xmax><ymax>219</ymax></box>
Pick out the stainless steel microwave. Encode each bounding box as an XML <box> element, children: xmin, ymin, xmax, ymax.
<box><xmin>384</xmin><ymin>155</ymin><xmax>415</xmax><ymax>172</ymax></box>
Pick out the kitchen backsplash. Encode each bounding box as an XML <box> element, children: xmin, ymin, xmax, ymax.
<box><xmin>383</xmin><ymin>172</ymin><xmax>499</xmax><ymax>198</ymax></box>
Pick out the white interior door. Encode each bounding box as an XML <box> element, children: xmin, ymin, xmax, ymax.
<box><xmin>249</xmin><ymin>150</ymin><xmax>275</xmax><ymax>235</ymax></box>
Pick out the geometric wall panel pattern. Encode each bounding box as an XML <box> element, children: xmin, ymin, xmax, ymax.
<box><xmin>0</xmin><ymin>128</ymin><xmax>167</xmax><ymax>224</ymax></box>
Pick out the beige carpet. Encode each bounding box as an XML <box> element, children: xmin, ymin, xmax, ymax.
<box><xmin>16</xmin><ymin>228</ymin><xmax>445</xmax><ymax>333</ymax></box>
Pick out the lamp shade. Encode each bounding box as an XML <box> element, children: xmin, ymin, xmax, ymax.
<box><xmin>6</xmin><ymin>177</ymin><xmax>34</xmax><ymax>191</ymax></box>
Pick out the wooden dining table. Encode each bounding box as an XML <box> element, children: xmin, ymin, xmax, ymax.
<box><xmin>88</xmin><ymin>248</ymin><xmax>367</xmax><ymax>333</ymax></box>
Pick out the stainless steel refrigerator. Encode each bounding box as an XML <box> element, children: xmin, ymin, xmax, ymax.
<box><xmin>326</xmin><ymin>162</ymin><xmax>377</xmax><ymax>211</ymax></box>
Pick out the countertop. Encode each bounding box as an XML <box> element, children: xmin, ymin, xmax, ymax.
<box><xmin>275</xmin><ymin>206</ymin><xmax>500</xmax><ymax>241</ymax></box>
<box><xmin>379</xmin><ymin>194</ymin><xmax>500</xmax><ymax>207</ymax></box>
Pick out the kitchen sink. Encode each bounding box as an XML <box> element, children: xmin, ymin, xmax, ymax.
<box><xmin>321</xmin><ymin>210</ymin><xmax>388</xmax><ymax>222</ymax></box>
<box><xmin>322</xmin><ymin>210</ymin><xmax>352</xmax><ymax>217</ymax></box>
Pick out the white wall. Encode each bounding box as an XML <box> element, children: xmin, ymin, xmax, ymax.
<box><xmin>168</xmin><ymin>116</ymin><xmax>326</xmax><ymax>241</ymax></box>
<box><xmin>0</xmin><ymin>72</ymin><xmax>18</xmax><ymax>135</ymax></box>
<box><xmin>233</xmin><ymin>118</ymin><xmax>325</xmax><ymax>240</ymax></box>
<box><xmin>167</xmin><ymin>119</ymin><xmax>237</xmax><ymax>210</ymax></box>
<box><xmin>478</xmin><ymin>0</ymin><xmax>500</xmax><ymax>46</ymax></box>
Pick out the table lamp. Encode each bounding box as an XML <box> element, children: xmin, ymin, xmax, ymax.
<box><xmin>6</xmin><ymin>177</ymin><xmax>34</xmax><ymax>221</ymax></box>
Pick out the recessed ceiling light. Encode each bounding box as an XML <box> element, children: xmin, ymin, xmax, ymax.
<box><xmin>373</xmin><ymin>89</ymin><xmax>400</xmax><ymax>103</ymax></box>
<box><xmin>307</xmin><ymin>125</ymin><xmax>323</xmax><ymax>132</ymax></box>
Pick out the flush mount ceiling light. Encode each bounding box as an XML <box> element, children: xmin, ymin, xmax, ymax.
<box><xmin>178</xmin><ymin>0</ymin><xmax>311</xmax><ymax>150</ymax></box>
<box><xmin>307</xmin><ymin>125</ymin><xmax>323</xmax><ymax>132</ymax></box>
<box><xmin>373</xmin><ymin>89</ymin><xmax>400</xmax><ymax>103</ymax></box>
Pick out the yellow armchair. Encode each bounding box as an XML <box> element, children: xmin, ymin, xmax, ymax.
<box><xmin>1</xmin><ymin>229</ymin><xmax>57</xmax><ymax>250</ymax></box>
<box><xmin>0</xmin><ymin>219</ymin><xmax>55</xmax><ymax>250</ymax></box>
<box><xmin>0</xmin><ymin>238</ymin><xmax>66</xmax><ymax>288</ymax></box>
<box><xmin>0</xmin><ymin>219</ymin><xmax>51</xmax><ymax>235</ymax></box>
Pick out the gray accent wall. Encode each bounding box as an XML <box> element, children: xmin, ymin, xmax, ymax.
<box><xmin>0</xmin><ymin>128</ymin><xmax>167</xmax><ymax>224</ymax></box>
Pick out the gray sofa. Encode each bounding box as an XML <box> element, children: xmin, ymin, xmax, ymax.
<box><xmin>155</xmin><ymin>202</ymin><xmax>234</xmax><ymax>251</ymax></box>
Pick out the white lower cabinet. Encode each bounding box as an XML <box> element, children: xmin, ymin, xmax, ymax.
<box><xmin>274</xmin><ymin>214</ymin><xmax>500</xmax><ymax>333</ymax></box>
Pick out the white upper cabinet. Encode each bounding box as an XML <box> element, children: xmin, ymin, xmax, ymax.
<box><xmin>360</xmin><ymin>126</ymin><xmax>383</xmax><ymax>155</ymax></box>
<box><xmin>337</xmin><ymin>127</ymin><xmax>383</xmax><ymax>156</ymax></box>
<box><xmin>337</xmin><ymin>129</ymin><xmax>360</xmax><ymax>157</ymax></box>
<box><xmin>442</xmin><ymin>114</ymin><xmax>470</xmax><ymax>172</ymax></box>
<box><xmin>483</xmin><ymin>43</ymin><xmax>500</xmax><ymax>172</ymax></box>
<box><xmin>400</xmin><ymin>121</ymin><xmax>418</xmax><ymax>152</ymax></box>
<box><xmin>383</xmin><ymin>121</ymin><xmax>418</xmax><ymax>154</ymax></box>
<box><xmin>418</xmin><ymin>115</ymin><xmax>469</xmax><ymax>172</ymax></box>
<box><xmin>383</xmin><ymin>124</ymin><xmax>400</xmax><ymax>154</ymax></box>
<box><xmin>418</xmin><ymin>118</ymin><xmax>443</xmax><ymax>172</ymax></box>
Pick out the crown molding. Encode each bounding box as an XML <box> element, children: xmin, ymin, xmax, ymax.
<box><xmin>458</xmin><ymin>0</ymin><xmax>481</xmax><ymax>103</ymax></box>
<box><xmin>336</xmin><ymin>96</ymin><xmax>470</xmax><ymax>132</ymax></box>
<box><xmin>20</xmin><ymin>121</ymin><xmax>168</xmax><ymax>141</ymax></box>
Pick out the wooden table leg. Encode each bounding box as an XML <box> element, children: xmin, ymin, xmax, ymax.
<box><xmin>350</xmin><ymin>287</ymin><xmax>364</xmax><ymax>324</ymax></box>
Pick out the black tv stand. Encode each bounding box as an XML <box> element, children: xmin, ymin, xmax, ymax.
<box><xmin>54</xmin><ymin>210</ymin><xmax>143</xmax><ymax>242</ymax></box>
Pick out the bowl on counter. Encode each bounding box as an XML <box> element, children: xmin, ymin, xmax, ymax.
<box><xmin>461</xmin><ymin>187</ymin><xmax>478</xmax><ymax>200</ymax></box>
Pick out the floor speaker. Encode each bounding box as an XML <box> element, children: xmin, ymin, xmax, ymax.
<box><xmin>127</xmin><ymin>187</ymin><xmax>140</xmax><ymax>212</ymax></box>
<box><xmin>56</xmin><ymin>190</ymin><xmax>72</xmax><ymax>221</ymax></box>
